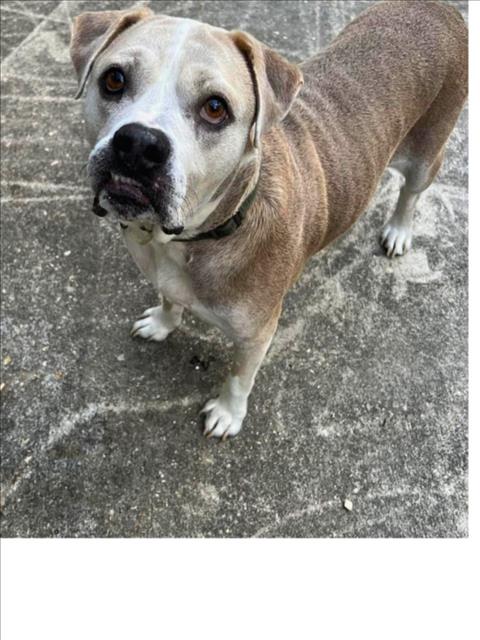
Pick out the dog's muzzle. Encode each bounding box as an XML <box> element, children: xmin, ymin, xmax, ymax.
<box><xmin>90</xmin><ymin>123</ymin><xmax>180</xmax><ymax>231</ymax></box>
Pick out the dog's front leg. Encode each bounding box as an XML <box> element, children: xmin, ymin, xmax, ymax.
<box><xmin>202</xmin><ymin>313</ymin><xmax>279</xmax><ymax>440</ymax></box>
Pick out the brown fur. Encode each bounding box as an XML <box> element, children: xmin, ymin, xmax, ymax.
<box><xmin>71</xmin><ymin>1</ymin><xmax>467</xmax><ymax>438</ymax></box>
<box><xmin>189</xmin><ymin>1</ymin><xmax>467</xmax><ymax>333</ymax></box>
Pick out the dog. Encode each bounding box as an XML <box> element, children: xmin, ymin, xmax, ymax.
<box><xmin>70</xmin><ymin>1</ymin><xmax>467</xmax><ymax>439</ymax></box>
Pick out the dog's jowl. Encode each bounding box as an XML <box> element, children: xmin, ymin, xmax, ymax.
<box><xmin>70</xmin><ymin>2</ymin><xmax>467</xmax><ymax>439</ymax></box>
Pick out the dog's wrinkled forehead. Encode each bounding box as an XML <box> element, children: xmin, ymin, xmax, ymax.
<box><xmin>100</xmin><ymin>16</ymin><xmax>244</xmax><ymax>71</ymax></box>
<box><xmin>88</xmin><ymin>17</ymin><xmax>254</xmax><ymax>128</ymax></box>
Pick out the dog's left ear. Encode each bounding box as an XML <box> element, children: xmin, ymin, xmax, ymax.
<box><xmin>230</xmin><ymin>31</ymin><xmax>303</xmax><ymax>147</ymax></box>
<box><xmin>70</xmin><ymin>6</ymin><xmax>154</xmax><ymax>99</ymax></box>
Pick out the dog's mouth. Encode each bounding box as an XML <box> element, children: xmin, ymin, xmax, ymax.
<box><xmin>90</xmin><ymin>166</ymin><xmax>183</xmax><ymax>235</ymax></box>
<box><xmin>96</xmin><ymin>172</ymin><xmax>152</xmax><ymax>216</ymax></box>
<box><xmin>107</xmin><ymin>174</ymin><xmax>151</xmax><ymax>207</ymax></box>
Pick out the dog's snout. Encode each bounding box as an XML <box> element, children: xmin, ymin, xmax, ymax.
<box><xmin>112</xmin><ymin>123</ymin><xmax>171</xmax><ymax>170</ymax></box>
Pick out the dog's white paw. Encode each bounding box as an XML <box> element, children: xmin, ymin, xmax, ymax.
<box><xmin>131</xmin><ymin>305</ymin><xmax>181</xmax><ymax>341</ymax></box>
<box><xmin>380</xmin><ymin>224</ymin><xmax>412</xmax><ymax>258</ymax></box>
<box><xmin>201</xmin><ymin>394</ymin><xmax>247</xmax><ymax>440</ymax></box>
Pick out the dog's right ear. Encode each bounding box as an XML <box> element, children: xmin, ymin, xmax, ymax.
<box><xmin>70</xmin><ymin>6</ymin><xmax>154</xmax><ymax>99</ymax></box>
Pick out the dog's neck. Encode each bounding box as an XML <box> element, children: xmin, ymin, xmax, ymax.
<box><xmin>180</xmin><ymin>155</ymin><xmax>261</xmax><ymax>241</ymax></box>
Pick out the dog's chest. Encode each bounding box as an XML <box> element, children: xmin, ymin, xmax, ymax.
<box><xmin>123</xmin><ymin>230</ymin><xmax>228</xmax><ymax>330</ymax></box>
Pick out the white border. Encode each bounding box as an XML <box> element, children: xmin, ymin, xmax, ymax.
<box><xmin>0</xmin><ymin>538</ymin><xmax>478</xmax><ymax>639</ymax></box>
<box><xmin>1</xmin><ymin>1</ymin><xmax>478</xmax><ymax>638</ymax></box>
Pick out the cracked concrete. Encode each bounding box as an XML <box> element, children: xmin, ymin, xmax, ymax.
<box><xmin>0</xmin><ymin>1</ymin><xmax>468</xmax><ymax>537</ymax></box>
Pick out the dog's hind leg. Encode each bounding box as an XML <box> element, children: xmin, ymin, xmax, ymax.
<box><xmin>380</xmin><ymin>151</ymin><xmax>444</xmax><ymax>258</ymax></box>
<box><xmin>380</xmin><ymin>182</ymin><xmax>417</xmax><ymax>258</ymax></box>
<box><xmin>381</xmin><ymin>63</ymin><xmax>467</xmax><ymax>258</ymax></box>
<box><xmin>131</xmin><ymin>297</ymin><xmax>183</xmax><ymax>341</ymax></box>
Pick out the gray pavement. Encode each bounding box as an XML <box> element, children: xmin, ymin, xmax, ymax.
<box><xmin>0</xmin><ymin>1</ymin><xmax>468</xmax><ymax>537</ymax></box>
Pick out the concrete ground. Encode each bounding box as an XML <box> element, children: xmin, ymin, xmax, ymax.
<box><xmin>0</xmin><ymin>1</ymin><xmax>468</xmax><ymax>537</ymax></box>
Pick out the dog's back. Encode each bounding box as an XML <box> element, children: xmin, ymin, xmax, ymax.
<box><xmin>281</xmin><ymin>0</ymin><xmax>467</xmax><ymax>252</ymax></box>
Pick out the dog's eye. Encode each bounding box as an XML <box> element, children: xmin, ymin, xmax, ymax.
<box><xmin>103</xmin><ymin>68</ymin><xmax>126</xmax><ymax>95</ymax></box>
<box><xmin>200</xmin><ymin>96</ymin><xmax>228</xmax><ymax>125</ymax></box>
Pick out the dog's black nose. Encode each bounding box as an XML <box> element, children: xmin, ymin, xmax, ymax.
<box><xmin>112</xmin><ymin>123</ymin><xmax>171</xmax><ymax>171</ymax></box>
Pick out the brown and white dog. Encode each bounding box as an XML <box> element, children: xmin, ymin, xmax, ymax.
<box><xmin>70</xmin><ymin>1</ymin><xmax>467</xmax><ymax>439</ymax></box>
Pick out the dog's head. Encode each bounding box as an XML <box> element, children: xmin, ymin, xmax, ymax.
<box><xmin>70</xmin><ymin>7</ymin><xmax>303</xmax><ymax>237</ymax></box>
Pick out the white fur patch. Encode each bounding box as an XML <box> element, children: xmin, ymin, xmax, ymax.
<box><xmin>201</xmin><ymin>376</ymin><xmax>248</xmax><ymax>439</ymax></box>
<box><xmin>380</xmin><ymin>223</ymin><xmax>413</xmax><ymax>257</ymax></box>
<box><xmin>131</xmin><ymin>304</ymin><xmax>183</xmax><ymax>341</ymax></box>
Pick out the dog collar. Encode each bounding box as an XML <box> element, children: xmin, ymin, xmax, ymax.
<box><xmin>171</xmin><ymin>179</ymin><xmax>259</xmax><ymax>242</ymax></box>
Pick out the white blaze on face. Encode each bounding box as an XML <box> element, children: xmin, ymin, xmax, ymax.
<box><xmin>132</xmin><ymin>21</ymin><xmax>201</xmax><ymax>206</ymax></box>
